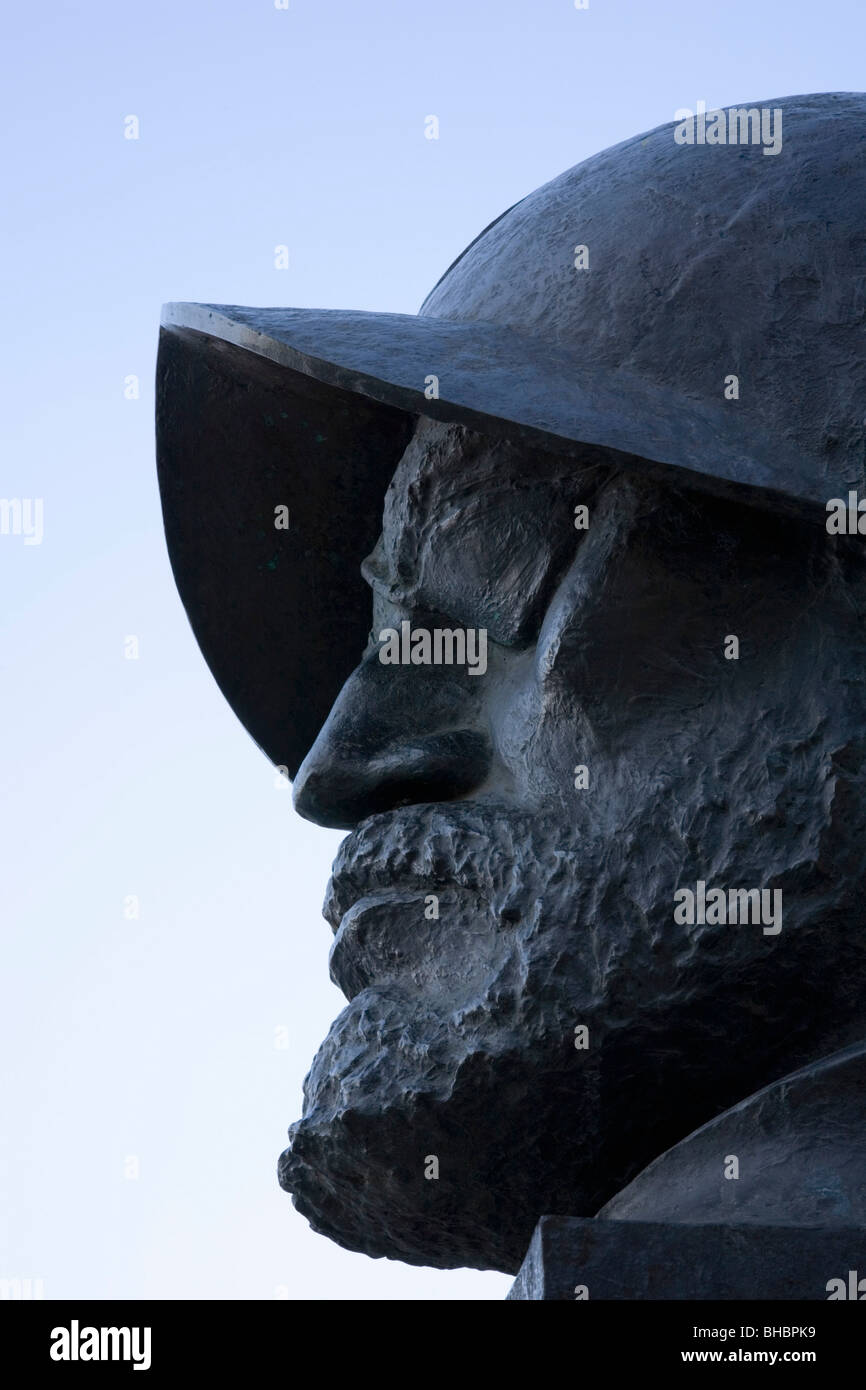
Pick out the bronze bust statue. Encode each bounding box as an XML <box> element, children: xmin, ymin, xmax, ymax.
<box><xmin>156</xmin><ymin>92</ymin><xmax>866</xmax><ymax>1296</ymax></box>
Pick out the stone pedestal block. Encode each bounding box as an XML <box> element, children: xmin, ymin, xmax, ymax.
<box><xmin>507</xmin><ymin>1217</ymin><xmax>866</xmax><ymax>1300</ymax></box>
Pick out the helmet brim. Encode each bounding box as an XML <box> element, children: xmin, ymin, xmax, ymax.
<box><xmin>156</xmin><ymin>302</ymin><xmax>820</xmax><ymax>777</ymax></box>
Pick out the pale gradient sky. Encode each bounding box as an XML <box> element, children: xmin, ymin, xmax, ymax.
<box><xmin>2</xmin><ymin>0</ymin><xmax>864</xmax><ymax>1300</ymax></box>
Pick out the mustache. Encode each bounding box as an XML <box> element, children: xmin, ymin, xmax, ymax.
<box><xmin>323</xmin><ymin>801</ymin><xmax>575</xmax><ymax>931</ymax></box>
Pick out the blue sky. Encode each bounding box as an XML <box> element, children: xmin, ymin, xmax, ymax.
<box><xmin>2</xmin><ymin>0</ymin><xmax>864</xmax><ymax>1300</ymax></box>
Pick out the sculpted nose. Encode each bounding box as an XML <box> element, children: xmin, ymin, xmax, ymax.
<box><xmin>292</xmin><ymin>651</ymin><xmax>492</xmax><ymax>830</ymax></box>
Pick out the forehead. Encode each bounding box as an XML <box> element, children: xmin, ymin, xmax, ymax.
<box><xmin>363</xmin><ymin>418</ymin><xmax>607</xmax><ymax>645</ymax></box>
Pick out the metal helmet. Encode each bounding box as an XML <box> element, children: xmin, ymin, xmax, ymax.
<box><xmin>157</xmin><ymin>91</ymin><xmax>866</xmax><ymax>775</ymax></box>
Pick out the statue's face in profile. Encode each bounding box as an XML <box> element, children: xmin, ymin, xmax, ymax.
<box><xmin>280</xmin><ymin>417</ymin><xmax>866</xmax><ymax>1273</ymax></box>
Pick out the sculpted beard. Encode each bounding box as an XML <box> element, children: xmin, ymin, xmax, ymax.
<box><xmin>278</xmin><ymin>748</ymin><xmax>864</xmax><ymax>1271</ymax></box>
<box><xmin>279</xmin><ymin>802</ymin><xmax>603</xmax><ymax>1270</ymax></box>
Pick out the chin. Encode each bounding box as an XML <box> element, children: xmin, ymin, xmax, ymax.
<box><xmin>278</xmin><ymin>969</ymin><xmax>630</xmax><ymax>1272</ymax></box>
